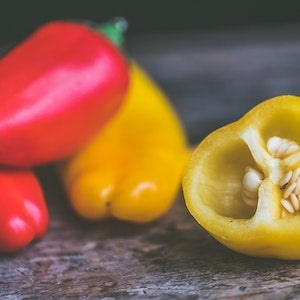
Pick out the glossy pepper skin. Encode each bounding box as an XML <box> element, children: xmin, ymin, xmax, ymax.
<box><xmin>0</xmin><ymin>20</ymin><xmax>129</xmax><ymax>167</ymax></box>
<box><xmin>0</xmin><ymin>169</ymin><xmax>48</xmax><ymax>253</ymax></box>
<box><xmin>183</xmin><ymin>95</ymin><xmax>300</xmax><ymax>260</ymax></box>
<box><xmin>59</xmin><ymin>62</ymin><xmax>189</xmax><ymax>223</ymax></box>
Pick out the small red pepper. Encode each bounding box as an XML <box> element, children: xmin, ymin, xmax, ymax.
<box><xmin>0</xmin><ymin>169</ymin><xmax>49</xmax><ymax>253</ymax></box>
<box><xmin>0</xmin><ymin>20</ymin><xmax>129</xmax><ymax>167</ymax></box>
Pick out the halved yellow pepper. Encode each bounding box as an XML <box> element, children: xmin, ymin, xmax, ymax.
<box><xmin>183</xmin><ymin>95</ymin><xmax>300</xmax><ymax>260</ymax></box>
<box><xmin>59</xmin><ymin>62</ymin><xmax>189</xmax><ymax>223</ymax></box>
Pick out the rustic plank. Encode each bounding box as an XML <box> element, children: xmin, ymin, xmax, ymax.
<box><xmin>2</xmin><ymin>24</ymin><xmax>300</xmax><ymax>299</ymax></box>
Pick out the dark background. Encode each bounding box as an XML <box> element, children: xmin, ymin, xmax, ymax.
<box><xmin>0</xmin><ymin>1</ymin><xmax>299</xmax><ymax>44</ymax></box>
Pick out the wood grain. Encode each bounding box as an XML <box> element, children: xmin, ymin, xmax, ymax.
<box><xmin>2</xmin><ymin>24</ymin><xmax>300</xmax><ymax>299</ymax></box>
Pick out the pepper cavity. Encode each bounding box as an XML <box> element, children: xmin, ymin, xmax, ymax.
<box><xmin>242</xmin><ymin>136</ymin><xmax>300</xmax><ymax>217</ymax></box>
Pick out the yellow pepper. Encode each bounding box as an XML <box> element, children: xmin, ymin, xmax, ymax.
<box><xmin>183</xmin><ymin>95</ymin><xmax>300</xmax><ymax>260</ymax></box>
<box><xmin>59</xmin><ymin>62</ymin><xmax>189</xmax><ymax>223</ymax></box>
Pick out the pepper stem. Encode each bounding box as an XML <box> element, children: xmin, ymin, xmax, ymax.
<box><xmin>93</xmin><ymin>17</ymin><xmax>128</xmax><ymax>47</ymax></box>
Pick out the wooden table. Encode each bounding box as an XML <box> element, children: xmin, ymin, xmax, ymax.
<box><xmin>2</xmin><ymin>23</ymin><xmax>300</xmax><ymax>299</ymax></box>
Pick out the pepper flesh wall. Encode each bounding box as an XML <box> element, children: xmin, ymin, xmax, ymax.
<box><xmin>183</xmin><ymin>95</ymin><xmax>300</xmax><ymax>260</ymax></box>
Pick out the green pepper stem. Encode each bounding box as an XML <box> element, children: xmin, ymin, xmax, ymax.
<box><xmin>93</xmin><ymin>17</ymin><xmax>128</xmax><ymax>47</ymax></box>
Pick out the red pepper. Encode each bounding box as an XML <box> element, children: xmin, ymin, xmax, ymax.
<box><xmin>0</xmin><ymin>169</ymin><xmax>48</xmax><ymax>253</ymax></box>
<box><xmin>0</xmin><ymin>20</ymin><xmax>129</xmax><ymax>167</ymax></box>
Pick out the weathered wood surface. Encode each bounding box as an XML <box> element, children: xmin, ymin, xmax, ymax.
<box><xmin>2</xmin><ymin>24</ymin><xmax>300</xmax><ymax>299</ymax></box>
